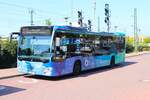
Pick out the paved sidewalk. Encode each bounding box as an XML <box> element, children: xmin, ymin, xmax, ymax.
<box><xmin>0</xmin><ymin>68</ymin><xmax>24</xmax><ymax>80</ymax></box>
<box><xmin>126</xmin><ymin>51</ymin><xmax>150</xmax><ymax>58</ymax></box>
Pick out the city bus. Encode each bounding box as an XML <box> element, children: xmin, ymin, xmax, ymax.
<box><xmin>12</xmin><ymin>25</ymin><xmax>125</xmax><ymax>76</ymax></box>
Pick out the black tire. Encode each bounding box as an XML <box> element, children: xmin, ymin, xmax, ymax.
<box><xmin>73</xmin><ymin>61</ymin><xmax>81</xmax><ymax>76</ymax></box>
<box><xmin>110</xmin><ymin>56</ymin><xmax>115</xmax><ymax>67</ymax></box>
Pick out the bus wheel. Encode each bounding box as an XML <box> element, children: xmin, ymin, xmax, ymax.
<box><xmin>73</xmin><ymin>61</ymin><xmax>81</xmax><ymax>76</ymax></box>
<box><xmin>110</xmin><ymin>56</ymin><xmax>115</xmax><ymax>67</ymax></box>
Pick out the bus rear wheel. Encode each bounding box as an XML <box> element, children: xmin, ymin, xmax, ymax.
<box><xmin>110</xmin><ymin>56</ymin><xmax>115</xmax><ymax>67</ymax></box>
<box><xmin>73</xmin><ymin>61</ymin><xmax>81</xmax><ymax>76</ymax></box>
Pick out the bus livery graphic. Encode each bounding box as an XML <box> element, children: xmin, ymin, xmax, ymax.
<box><xmin>15</xmin><ymin>25</ymin><xmax>125</xmax><ymax>76</ymax></box>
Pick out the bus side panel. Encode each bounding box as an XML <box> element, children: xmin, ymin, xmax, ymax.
<box><xmin>95</xmin><ymin>55</ymin><xmax>112</xmax><ymax>67</ymax></box>
<box><xmin>82</xmin><ymin>55</ymin><xmax>112</xmax><ymax>71</ymax></box>
<box><xmin>115</xmin><ymin>52</ymin><xmax>125</xmax><ymax>64</ymax></box>
<box><xmin>81</xmin><ymin>56</ymin><xmax>95</xmax><ymax>71</ymax></box>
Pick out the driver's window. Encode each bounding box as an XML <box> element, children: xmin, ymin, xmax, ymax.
<box><xmin>52</xmin><ymin>33</ymin><xmax>66</xmax><ymax>62</ymax></box>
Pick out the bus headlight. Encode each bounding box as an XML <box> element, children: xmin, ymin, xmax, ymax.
<box><xmin>43</xmin><ymin>67</ymin><xmax>52</xmax><ymax>76</ymax></box>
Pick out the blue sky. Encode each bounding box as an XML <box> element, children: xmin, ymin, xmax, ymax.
<box><xmin>0</xmin><ymin>0</ymin><xmax>149</xmax><ymax>36</ymax></box>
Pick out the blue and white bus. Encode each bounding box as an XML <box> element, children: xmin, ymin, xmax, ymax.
<box><xmin>14</xmin><ymin>25</ymin><xmax>125</xmax><ymax>76</ymax></box>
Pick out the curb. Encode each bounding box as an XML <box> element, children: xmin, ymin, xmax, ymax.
<box><xmin>126</xmin><ymin>51</ymin><xmax>150</xmax><ymax>58</ymax></box>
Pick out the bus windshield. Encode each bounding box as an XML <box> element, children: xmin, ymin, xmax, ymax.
<box><xmin>18</xmin><ymin>35</ymin><xmax>51</xmax><ymax>62</ymax></box>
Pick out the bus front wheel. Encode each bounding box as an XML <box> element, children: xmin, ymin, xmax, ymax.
<box><xmin>73</xmin><ymin>61</ymin><xmax>81</xmax><ymax>76</ymax></box>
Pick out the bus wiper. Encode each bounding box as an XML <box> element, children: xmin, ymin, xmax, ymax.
<box><xmin>18</xmin><ymin>56</ymin><xmax>32</xmax><ymax>61</ymax></box>
<box><xmin>18</xmin><ymin>56</ymin><xmax>49</xmax><ymax>63</ymax></box>
<box><xmin>42</xmin><ymin>59</ymin><xmax>49</xmax><ymax>63</ymax></box>
<box><xmin>31</xmin><ymin>57</ymin><xmax>49</xmax><ymax>63</ymax></box>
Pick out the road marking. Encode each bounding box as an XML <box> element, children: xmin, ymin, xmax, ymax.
<box><xmin>141</xmin><ymin>79</ymin><xmax>150</xmax><ymax>82</ymax></box>
<box><xmin>0</xmin><ymin>86</ymin><xmax>6</xmax><ymax>90</ymax></box>
<box><xmin>18</xmin><ymin>79</ymin><xmax>38</xmax><ymax>84</ymax></box>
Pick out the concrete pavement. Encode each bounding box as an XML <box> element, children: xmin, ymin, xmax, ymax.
<box><xmin>126</xmin><ymin>51</ymin><xmax>150</xmax><ymax>58</ymax></box>
<box><xmin>0</xmin><ymin>68</ymin><xmax>24</xmax><ymax>80</ymax></box>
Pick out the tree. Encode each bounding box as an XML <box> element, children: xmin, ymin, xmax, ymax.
<box><xmin>45</xmin><ymin>18</ymin><xmax>52</xmax><ymax>26</ymax></box>
<box><xmin>126</xmin><ymin>36</ymin><xmax>134</xmax><ymax>44</ymax></box>
<box><xmin>0</xmin><ymin>40</ymin><xmax>17</xmax><ymax>68</ymax></box>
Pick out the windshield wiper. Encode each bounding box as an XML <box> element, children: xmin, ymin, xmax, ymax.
<box><xmin>18</xmin><ymin>56</ymin><xmax>32</xmax><ymax>61</ymax></box>
<box><xmin>18</xmin><ymin>56</ymin><xmax>49</xmax><ymax>63</ymax></box>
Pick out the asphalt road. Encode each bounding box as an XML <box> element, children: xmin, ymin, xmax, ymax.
<box><xmin>0</xmin><ymin>54</ymin><xmax>150</xmax><ymax>100</ymax></box>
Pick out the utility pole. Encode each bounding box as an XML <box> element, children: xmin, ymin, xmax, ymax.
<box><xmin>71</xmin><ymin>0</ymin><xmax>73</xmax><ymax>24</ymax></box>
<box><xmin>29</xmin><ymin>9</ymin><xmax>34</xmax><ymax>26</ymax></box>
<box><xmin>134</xmin><ymin>8</ymin><xmax>138</xmax><ymax>52</ymax></box>
<box><xmin>93</xmin><ymin>0</ymin><xmax>96</xmax><ymax>31</ymax></box>
<box><xmin>97</xmin><ymin>16</ymin><xmax>100</xmax><ymax>32</ymax></box>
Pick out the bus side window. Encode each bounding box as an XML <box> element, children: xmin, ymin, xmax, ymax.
<box><xmin>67</xmin><ymin>44</ymin><xmax>77</xmax><ymax>53</ymax></box>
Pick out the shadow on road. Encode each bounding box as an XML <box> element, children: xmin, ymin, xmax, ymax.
<box><xmin>0</xmin><ymin>85</ymin><xmax>26</xmax><ymax>96</ymax></box>
<box><xmin>0</xmin><ymin>74</ymin><xmax>26</xmax><ymax>80</ymax></box>
<box><xmin>80</xmin><ymin>61</ymin><xmax>137</xmax><ymax>77</ymax></box>
<box><xmin>26</xmin><ymin>61</ymin><xmax>137</xmax><ymax>81</ymax></box>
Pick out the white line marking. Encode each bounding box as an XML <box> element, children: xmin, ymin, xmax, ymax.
<box><xmin>18</xmin><ymin>79</ymin><xmax>38</xmax><ymax>84</ymax></box>
<box><xmin>141</xmin><ymin>79</ymin><xmax>150</xmax><ymax>82</ymax></box>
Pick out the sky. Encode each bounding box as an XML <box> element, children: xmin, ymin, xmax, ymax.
<box><xmin>0</xmin><ymin>0</ymin><xmax>150</xmax><ymax>37</ymax></box>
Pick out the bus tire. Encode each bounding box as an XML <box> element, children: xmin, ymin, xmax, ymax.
<box><xmin>73</xmin><ymin>61</ymin><xmax>81</xmax><ymax>76</ymax></box>
<box><xmin>110</xmin><ymin>56</ymin><xmax>115</xmax><ymax>67</ymax></box>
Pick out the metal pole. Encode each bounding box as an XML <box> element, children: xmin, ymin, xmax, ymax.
<box><xmin>30</xmin><ymin>9</ymin><xmax>34</xmax><ymax>26</ymax></box>
<box><xmin>98</xmin><ymin>16</ymin><xmax>100</xmax><ymax>32</ymax></box>
<box><xmin>134</xmin><ymin>8</ymin><xmax>138</xmax><ymax>52</ymax></box>
<box><xmin>71</xmin><ymin>0</ymin><xmax>73</xmax><ymax>24</ymax></box>
<box><xmin>93</xmin><ymin>0</ymin><xmax>96</xmax><ymax>31</ymax></box>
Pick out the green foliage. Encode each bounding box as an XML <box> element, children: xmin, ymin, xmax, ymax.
<box><xmin>126</xmin><ymin>43</ymin><xmax>134</xmax><ymax>53</ymax></box>
<box><xmin>144</xmin><ymin>37</ymin><xmax>150</xmax><ymax>43</ymax></box>
<box><xmin>126</xmin><ymin>36</ymin><xmax>134</xmax><ymax>44</ymax></box>
<box><xmin>0</xmin><ymin>40</ymin><xmax>17</xmax><ymax>68</ymax></box>
<box><xmin>45</xmin><ymin>18</ymin><xmax>52</xmax><ymax>26</ymax></box>
<box><xmin>138</xmin><ymin>44</ymin><xmax>150</xmax><ymax>52</ymax></box>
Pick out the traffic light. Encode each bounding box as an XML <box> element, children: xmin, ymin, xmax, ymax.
<box><xmin>105</xmin><ymin>17</ymin><xmax>109</xmax><ymax>23</ymax></box>
<box><xmin>78</xmin><ymin>11</ymin><xmax>83</xmax><ymax>27</ymax></box>
<box><xmin>104</xmin><ymin>3</ymin><xmax>110</xmax><ymax>32</ymax></box>
<box><xmin>104</xmin><ymin>3</ymin><xmax>109</xmax><ymax>24</ymax></box>
<box><xmin>78</xmin><ymin>11</ymin><xmax>82</xmax><ymax>18</ymax></box>
<box><xmin>88</xmin><ymin>20</ymin><xmax>92</xmax><ymax>31</ymax></box>
<box><xmin>105</xmin><ymin>4</ymin><xmax>109</xmax><ymax>16</ymax></box>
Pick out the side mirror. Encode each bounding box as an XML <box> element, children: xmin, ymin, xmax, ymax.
<box><xmin>10</xmin><ymin>32</ymin><xmax>20</xmax><ymax>42</ymax></box>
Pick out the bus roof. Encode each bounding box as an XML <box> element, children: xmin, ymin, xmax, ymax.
<box><xmin>21</xmin><ymin>25</ymin><xmax>125</xmax><ymax>37</ymax></box>
<box><xmin>54</xmin><ymin>25</ymin><xmax>125</xmax><ymax>37</ymax></box>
